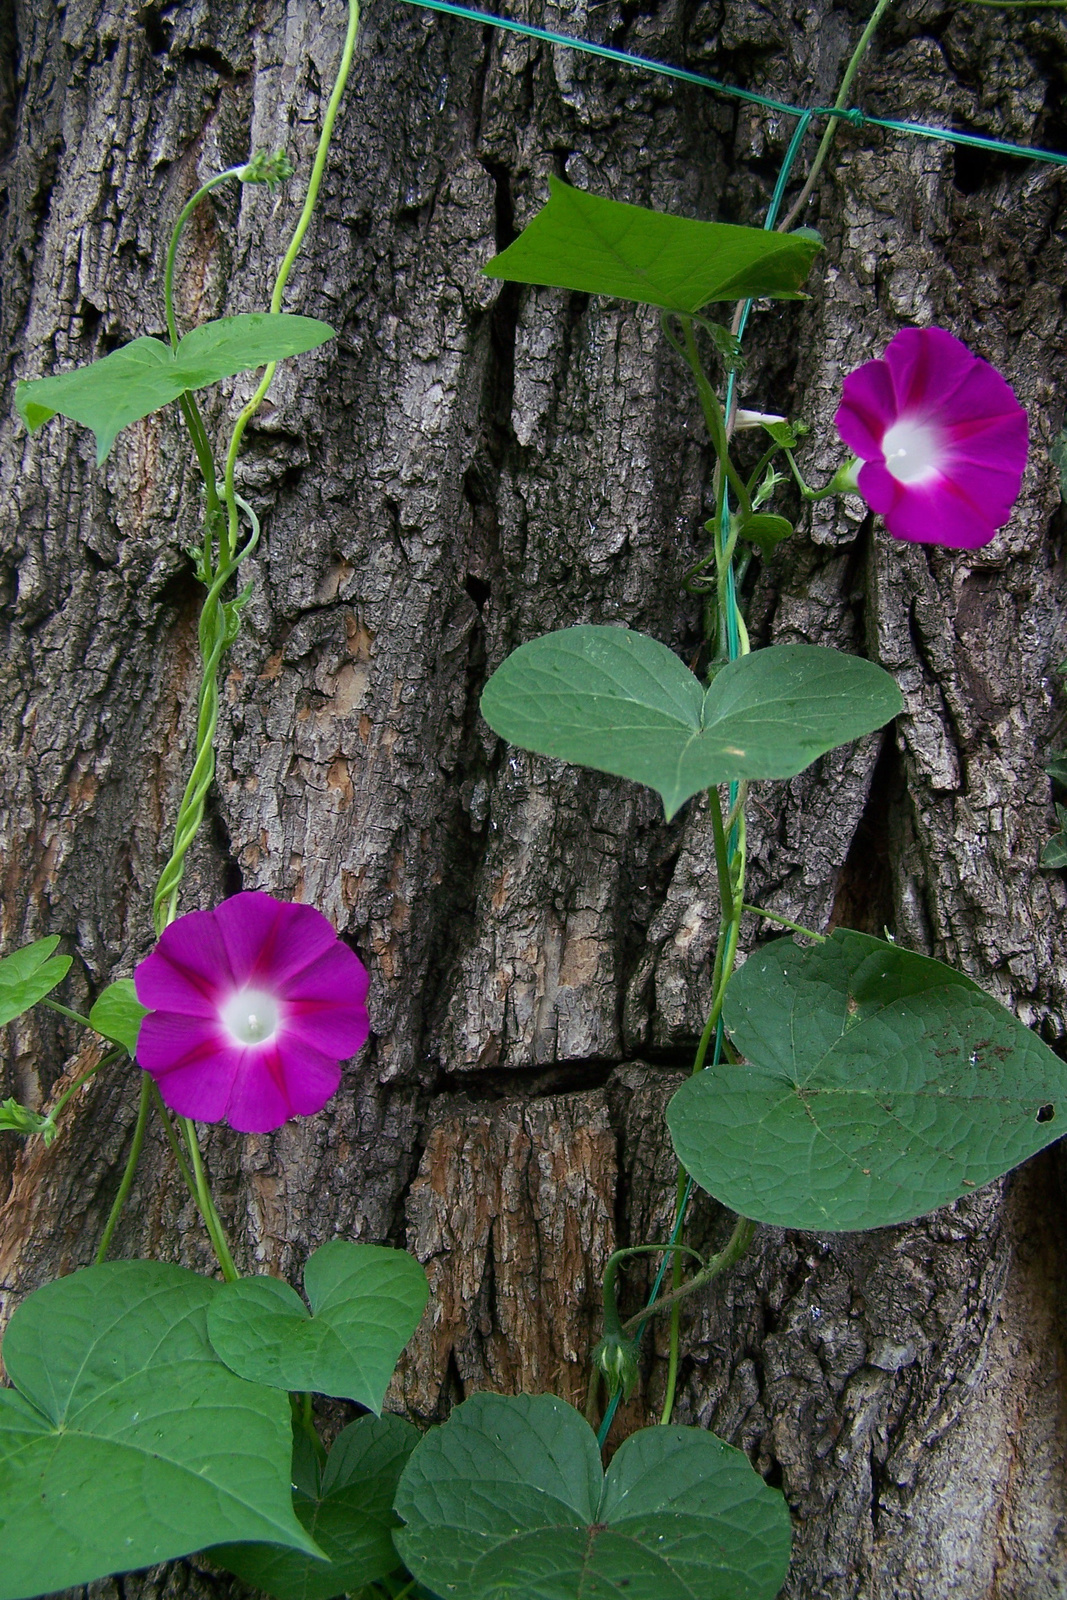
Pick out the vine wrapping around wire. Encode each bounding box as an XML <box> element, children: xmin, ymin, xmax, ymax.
<box><xmin>397</xmin><ymin>0</ymin><xmax>1067</xmax><ymax>168</ymax></box>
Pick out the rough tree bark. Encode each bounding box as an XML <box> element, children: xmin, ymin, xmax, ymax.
<box><xmin>1</xmin><ymin>1</ymin><xmax>1065</xmax><ymax>1596</ymax></box>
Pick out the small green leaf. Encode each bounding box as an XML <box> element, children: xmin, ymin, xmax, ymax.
<box><xmin>0</xmin><ymin>1262</ymin><xmax>318</xmax><ymax>1600</ymax></box>
<box><xmin>207</xmin><ymin>1241</ymin><xmax>428</xmax><ymax>1410</ymax></box>
<box><xmin>1041</xmin><ymin>832</ymin><xmax>1067</xmax><ymax>869</ymax></box>
<box><xmin>0</xmin><ymin>1098</ymin><xmax>54</xmax><ymax>1141</ymax></box>
<box><xmin>16</xmin><ymin>312</ymin><xmax>334</xmax><ymax>463</ymax></box>
<box><xmin>1044</xmin><ymin>751</ymin><xmax>1067</xmax><ymax>786</ymax></box>
<box><xmin>89</xmin><ymin>978</ymin><xmax>149</xmax><ymax>1056</ymax></box>
<box><xmin>394</xmin><ymin>1392</ymin><xmax>791</xmax><ymax>1600</ymax></box>
<box><xmin>701</xmin><ymin>319</ymin><xmax>746</xmax><ymax>373</ymax></box>
<box><xmin>0</xmin><ymin>936</ymin><xmax>72</xmax><ymax>1028</ymax></box>
<box><xmin>480</xmin><ymin>625</ymin><xmax>902</xmax><ymax>820</ymax></box>
<box><xmin>212</xmin><ymin>1414</ymin><xmax>418</xmax><ymax>1600</ymax></box>
<box><xmin>736</xmin><ymin>512</ymin><xmax>794</xmax><ymax>555</ymax></box>
<box><xmin>485</xmin><ymin>176</ymin><xmax>821</xmax><ymax>312</ymax></box>
<box><xmin>666</xmin><ymin>930</ymin><xmax>1067</xmax><ymax>1232</ymax></box>
<box><xmin>763</xmin><ymin>419</ymin><xmax>801</xmax><ymax>448</ymax></box>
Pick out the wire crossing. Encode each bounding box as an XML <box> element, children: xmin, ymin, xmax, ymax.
<box><xmin>398</xmin><ymin>0</ymin><xmax>1067</xmax><ymax>168</ymax></box>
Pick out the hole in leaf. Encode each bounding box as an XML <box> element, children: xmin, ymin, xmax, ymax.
<box><xmin>1037</xmin><ymin>1103</ymin><xmax>1055</xmax><ymax>1124</ymax></box>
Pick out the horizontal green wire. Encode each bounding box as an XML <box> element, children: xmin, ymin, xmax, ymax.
<box><xmin>398</xmin><ymin>0</ymin><xmax>1067</xmax><ymax>168</ymax></box>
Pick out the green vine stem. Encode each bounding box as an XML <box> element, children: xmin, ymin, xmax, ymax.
<box><xmin>742</xmin><ymin>903</ymin><xmax>827</xmax><ymax>940</ymax></box>
<box><xmin>777</xmin><ymin>0</ymin><xmax>896</xmax><ymax>233</ymax></box>
<box><xmin>44</xmin><ymin>1047</ymin><xmax>120</xmax><ymax>1125</ymax></box>
<box><xmin>222</xmin><ymin>0</ymin><xmax>361</xmax><ymax>560</ymax></box>
<box><xmin>623</xmin><ymin>1217</ymin><xmax>757</xmax><ymax>1335</ymax></box>
<box><xmin>151</xmin><ymin>497</ymin><xmax>261</xmax><ymax>933</ymax></box>
<box><xmin>149</xmin><ymin>1081</ymin><xmax>198</xmax><ymax>1197</ymax></box>
<box><xmin>96</xmin><ymin>3</ymin><xmax>362</xmax><ymax>1276</ymax></box>
<box><xmin>182</xmin><ymin>1116</ymin><xmax>239</xmax><ymax>1283</ymax></box>
<box><xmin>95</xmin><ymin>1074</ymin><xmax>153</xmax><ymax>1265</ymax></box>
<box><xmin>39</xmin><ymin>997</ymin><xmax>93</xmax><ymax>1028</ymax></box>
<box><xmin>647</xmin><ymin>1</ymin><xmax>898</xmax><ymax>1427</ymax></box>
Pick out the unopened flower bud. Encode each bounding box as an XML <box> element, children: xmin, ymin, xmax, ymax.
<box><xmin>735</xmin><ymin>408</ymin><xmax>788</xmax><ymax>430</ymax></box>
<box><xmin>592</xmin><ymin>1332</ymin><xmax>640</xmax><ymax>1400</ymax></box>
<box><xmin>240</xmin><ymin>149</ymin><xmax>296</xmax><ymax>191</ymax></box>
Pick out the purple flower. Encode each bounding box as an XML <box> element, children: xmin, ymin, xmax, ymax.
<box><xmin>134</xmin><ymin>892</ymin><xmax>370</xmax><ymax>1133</ymax></box>
<box><xmin>834</xmin><ymin>326</ymin><xmax>1028</xmax><ymax>549</ymax></box>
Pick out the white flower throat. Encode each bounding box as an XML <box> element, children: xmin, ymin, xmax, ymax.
<box><xmin>220</xmin><ymin>987</ymin><xmax>280</xmax><ymax>1046</ymax></box>
<box><xmin>881</xmin><ymin>418</ymin><xmax>942</xmax><ymax>483</ymax></box>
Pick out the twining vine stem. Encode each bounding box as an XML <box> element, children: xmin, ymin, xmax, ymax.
<box><xmin>595</xmin><ymin>0</ymin><xmax>895</xmax><ymax>1441</ymax></box>
<box><xmin>95</xmin><ymin>0</ymin><xmax>362</xmax><ymax>1277</ymax></box>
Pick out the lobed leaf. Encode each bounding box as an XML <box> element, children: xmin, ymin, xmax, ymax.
<box><xmin>212</xmin><ymin>1414</ymin><xmax>418</xmax><ymax>1600</ymax></box>
<box><xmin>667</xmin><ymin>930</ymin><xmax>1067</xmax><ymax>1231</ymax></box>
<box><xmin>480</xmin><ymin>625</ymin><xmax>902</xmax><ymax>819</ymax></box>
<box><xmin>0</xmin><ymin>1262</ymin><xmax>317</xmax><ymax>1600</ymax></box>
<box><xmin>207</xmin><ymin>1240</ymin><xmax>428</xmax><ymax>1411</ymax></box>
<box><xmin>484</xmin><ymin>177</ymin><xmax>821</xmax><ymax>312</ymax></box>
<box><xmin>394</xmin><ymin>1391</ymin><xmax>791</xmax><ymax>1600</ymax></box>
<box><xmin>15</xmin><ymin>312</ymin><xmax>334</xmax><ymax>463</ymax></box>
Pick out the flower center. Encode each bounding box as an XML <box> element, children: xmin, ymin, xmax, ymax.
<box><xmin>220</xmin><ymin>987</ymin><xmax>280</xmax><ymax>1047</ymax></box>
<box><xmin>881</xmin><ymin>418</ymin><xmax>942</xmax><ymax>484</ymax></box>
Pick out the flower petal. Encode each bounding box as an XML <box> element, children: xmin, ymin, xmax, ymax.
<box><xmin>213</xmin><ymin>892</ymin><xmax>338</xmax><ymax>989</ymax></box>
<box><xmin>138</xmin><ymin>909</ymin><xmax>236</xmax><ymax>1006</ymax></box>
<box><xmin>221</xmin><ymin>1038</ymin><xmax>342</xmax><ymax>1133</ymax></box>
<box><xmin>882</xmin><ymin>325</ymin><xmax>976</xmax><ymax>417</ymax></box>
<box><xmin>882</xmin><ymin>473</ymin><xmax>998</xmax><ymax>549</ymax></box>
<box><xmin>138</xmin><ymin>1013</ymin><xmax>239</xmax><ymax>1123</ymax></box>
<box><xmin>134</xmin><ymin>945</ymin><xmax>220</xmax><ymax>1019</ymax></box>
<box><xmin>835</xmin><ymin>359</ymin><xmax>897</xmax><ymax>460</ymax></box>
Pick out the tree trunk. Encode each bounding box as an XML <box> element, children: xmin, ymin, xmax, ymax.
<box><xmin>1</xmin><ymin>1</ymin><xmax>1066</xmax><ymax>1595</ymax></box>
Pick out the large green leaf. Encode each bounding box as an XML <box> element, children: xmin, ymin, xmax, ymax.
<box><xmin>89</xmin><ymin>977</ymin><xmax>149</xmax><ymax>1056</ymax></box>
<box><xmin>484</xmin><ymin>177</ymin><xmax>821</xmax><ymax>311</ymax></box>
<box><xmin>0</xmin><ymin>1261</ymin><xmax>318</xmax><ymax>1600</ymax></box>
<box><xmin>393</xmin><ymin>1392</ymin><xmax>791</xmax><ymax>1600</ymax></box>
<box><xmin>0</xmin><ymin>936</ymin><xmax>71</xmax><ymax>1028</ymax></box>
<box><xmin>480</xmin><ymin>626</ymin><xmax>902</xmax><ymax>820</ymax></box>
<box><xmin>15</xmin><ymin>312</ymin><xmax>334</xmax><ymax>463</ymax></box>
<box><xmin>212</xmin><ymin>1413</ymin><xmax>418</xmax><ymax>1600</ymax></box>
<box><xmin>667</xmin><ymin>931</ymin><xmax>1067</xmax><ymax>1232</ymax></box>
<box><xmin>207</xmin><ymin>1241</ymin><xmax>428</xmax><ymax>1410</ymax></box>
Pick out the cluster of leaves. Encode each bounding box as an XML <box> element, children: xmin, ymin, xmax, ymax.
<box><xmin>0</xmin><ymin>1251</ymin><xmax>790</xmax><ymax>1600</ymax></box>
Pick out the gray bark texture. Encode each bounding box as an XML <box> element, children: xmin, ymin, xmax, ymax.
<box><xmin>1</xmin><ymin>0</ymin><xmax>1066</xmax><ymax>1595</ymax></box>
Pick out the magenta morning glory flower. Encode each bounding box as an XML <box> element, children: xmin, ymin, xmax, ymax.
<box><xmin>134</xmin><ymin>892</ymin><xmax>370</xmax><ymax>1134</ymax></box>
<box><xmin>834</xmin><ymin>326</ymin><xmax>1028</xmax><ymax>549</ymax></box>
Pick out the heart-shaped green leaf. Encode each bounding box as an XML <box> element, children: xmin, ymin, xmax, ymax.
<box><xmin>480</xmin><ymin>626</ymin><xmax>902</xmax><ymax>819</ymax></box>
<box><xmin>667</xmin><ymin>930</ymin><xmax>1067</xmax><ymax>1231</ymax></box>
<box><xmin>0</xmin><ymin>936</ymin><xmax>72</xmax><ymax>1028</ymax></box>
<box><xmin>89</xmin><ymin>978</ymin><xmax>149</xmax><ymax>1056</ymax></box>
<box><xmin>212</xmin><ymin>1413</ymin><xmax>418</xmax><ymax>1600</ymax></box>
<box><xmin>207</xmin><ymin>1241</ymin><xmax>428</xmax><ymax>1410</ymax></box>
<box><xmin>394</xmin><ymin>1392</ymin><xmax>791</xmax><ymax>1600</ymax></box>
<box><xmin>0</xmin><ymin>1261</ymin><xmax>318</xmax><ymax>1600</ymax></box>
<box><xmin>15</xmin><ymin>312</ymin><xmax>334</xmax><ymax>462</ymax></box>
<box><xmin>484</xmin><ymin>177</ymin><xmax>821</xmax><ymax>311</ymax></box>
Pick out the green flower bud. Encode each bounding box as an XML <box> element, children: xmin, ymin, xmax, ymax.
<box><xmin>592</xmin><ymin>1332</ymin><xmax>640</xmax><ymax>1400</ymax></box>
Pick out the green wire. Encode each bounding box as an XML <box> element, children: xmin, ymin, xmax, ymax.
<box><xmin>399</xmin><ymin>0</ymin><xmax>1067</xmax><ymax>168</ymax></box>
